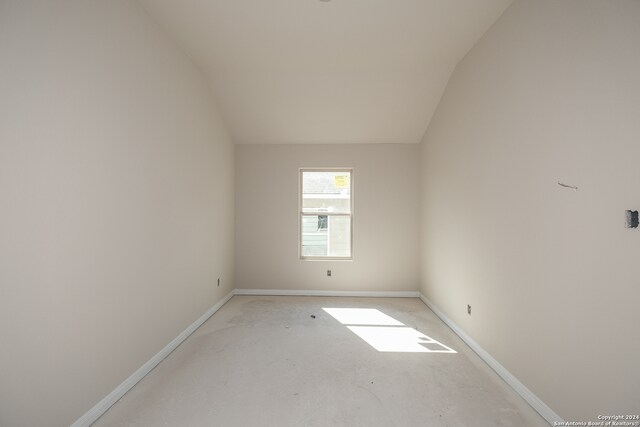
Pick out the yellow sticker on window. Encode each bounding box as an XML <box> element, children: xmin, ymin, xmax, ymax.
<box><xmin>334</xmin><ymin>175</ymin><xmax>348</xmax><ymax>188</ymax></box>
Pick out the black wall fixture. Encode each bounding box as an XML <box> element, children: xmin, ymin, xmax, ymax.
<box><xmin>625</xmin><ymin>210</ymin><xmax>638</xmax><ymax>229</ymax></box>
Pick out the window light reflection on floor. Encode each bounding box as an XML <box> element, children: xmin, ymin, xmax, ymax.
<box><xmin>322</xmin><ymin>308</ymin><xmax>404</xmax><ymax>326</ymax></box>
<box><xmin>322</xmin><ymin>308</ymin><xmax>456</xmax><ymax>354</ymax></box>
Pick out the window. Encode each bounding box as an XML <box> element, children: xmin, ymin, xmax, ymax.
<box><xmin>300</xmin><ymin>169</ymin><xmax>352</xmax><ymax>259</ymax></box>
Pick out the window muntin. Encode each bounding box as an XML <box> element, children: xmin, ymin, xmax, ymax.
<box><xmin>300</xmin><ymin>169</ymin><xmax>352</xmax><ymax>259</ymax></box>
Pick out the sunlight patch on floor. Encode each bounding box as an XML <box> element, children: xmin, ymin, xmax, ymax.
<box><xmin>323</xmin><ymin>308</ymin><xmax>456</xmax><ymax>353</ymax></box>
<box><xmin>322</xmin><ymin>308</ymin><xmax>404</xmax><ymax>326</ymax></box>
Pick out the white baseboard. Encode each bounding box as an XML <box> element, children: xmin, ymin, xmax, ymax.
<box><xmin>418</xmin><ymin>294</ymin><xmax>562</xmax><ymax>426</ymax></box>
<box><xmin>71</xmin><ymin>289</ymin><xmax>235</xmax><ymax>427</ymax></box>
<box><xmin>234</xmin><ymin>288</ymin><xmax>420</xmax><ymax>298</ymax></box>
<box><xmin>72</xmin><ymin>290</ymin><xmax>558</xmax><ymax>426</ymax></box>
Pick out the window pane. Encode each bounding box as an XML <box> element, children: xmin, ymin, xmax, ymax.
<box><xmin>301</xmin><ymin>215</ymin><xmax>328</xmax><ymax>257</ymax></box>
<box><xmin>302</xmin><ymin>171</ymin><xmax>351</xmax><ymax>214</ymax></box>
<box><xmin>327</xmin><ymin>216</ymin><xmax>351</xmax><ymax>257</ymax></box>
<box><xmin>301</xmin><ymin>215</ymin><xmax>351</xmax><ymax>258</ymax></box>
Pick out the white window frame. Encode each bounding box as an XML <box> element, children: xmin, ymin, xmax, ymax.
<box><xmin>299</xmin><ymin>168</ymin><xmax>353</xmax><ymax>261</ymax></box>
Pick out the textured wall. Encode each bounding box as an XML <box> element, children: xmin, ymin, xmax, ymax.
<box><xmin>419</xmin><ymin>0</ymin><xmax>640</xmax><ymax>420</ymax></box>
<box><xmin>0</xmin><ymin>1</ymin><xmax>234</xmax><ymax>425</ymax></box>
<box><xmin>236</xmin><ymin>144</ymin><xmax>420</xmax><ymax>293</ymax></box>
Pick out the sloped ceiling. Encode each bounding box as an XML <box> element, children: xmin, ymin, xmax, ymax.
<box><xmin>139</xmin><ymin>0</ymin><xmax>512</xmax><ymax>144</ymax></box>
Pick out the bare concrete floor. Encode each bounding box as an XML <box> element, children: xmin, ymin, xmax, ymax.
<box><xmin>93</xmin><ymin>296</ymin><xmax>548</xmax><ymax>427</ymax></box>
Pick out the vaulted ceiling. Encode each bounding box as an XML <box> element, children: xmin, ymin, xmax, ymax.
<box><xmin>139</xmin><ymin>0</ymin><xmax>512</xmax><ymax>144</ymax></box>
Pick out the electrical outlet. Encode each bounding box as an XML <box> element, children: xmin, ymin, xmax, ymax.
<box><xmin>217</xmin><ymin>278</ymin><xmax>220</xmax><ymax>287</ymax></box>
<box><xmin>467</xmin><ymin>304</ymin><xmax>471</xmax><ymax>315</ymax></box>
<box><xmin>327</xmin><ymin>270</ymin><xmax>332</xmax><ymax>277</ymax></box>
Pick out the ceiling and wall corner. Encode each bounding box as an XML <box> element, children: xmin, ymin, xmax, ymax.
<box><xmin>137</xmin><ymin>0</ymin><xmax>513</xmax><ymax>145</ymax></box>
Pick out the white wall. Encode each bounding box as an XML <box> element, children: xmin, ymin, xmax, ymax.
<box><xmin>0</xmin><ymin>1</ymin><xmax>234</xmax><ymax>426</ymax></box>
<box><xmin>236</xmin><ymin>144</ymin><xmax>420</xmax><ymax>292</ymax></box>
<box><xmin>420</xmin><ymin>0</ymin><xmax>640</xmax><ymax>421</ymax></box>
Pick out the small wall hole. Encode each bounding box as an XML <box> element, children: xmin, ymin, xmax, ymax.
<box><xmin>625</xmin><ymin>210</ymin><xmax>638</xmax><ymax>229</ymax></box>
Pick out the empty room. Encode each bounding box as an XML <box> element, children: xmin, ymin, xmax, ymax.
<box><xmin>1</xmin><ymin>0</ymin><xmax>639</xmax><ymax>426</ymax></box>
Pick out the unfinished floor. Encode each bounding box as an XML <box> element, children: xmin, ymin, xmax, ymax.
<box><xmin>93</xmin><ymin>296</ymin><xmax>547</xmax><ymax>427</ymax></box>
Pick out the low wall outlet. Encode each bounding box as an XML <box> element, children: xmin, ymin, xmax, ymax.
<box><xmin>467</xmin><ymin>304</ymin><xmax>472</xmax><ymax>315</ymax></box>
<box><xmin>327</xmin><ymin>270</ymin><xmax>331</xmax><ymax>277</ymax></box>
<box><xmin>217</xmin><ymin>278</ymin><xmax>220</xmax><ymax>287</ymax></box>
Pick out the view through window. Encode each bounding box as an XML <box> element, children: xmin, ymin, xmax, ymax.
<box><xmin>300</xmin><ymin>169</ymin><xmax>352</xmax><ymax>259</ymax></box>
